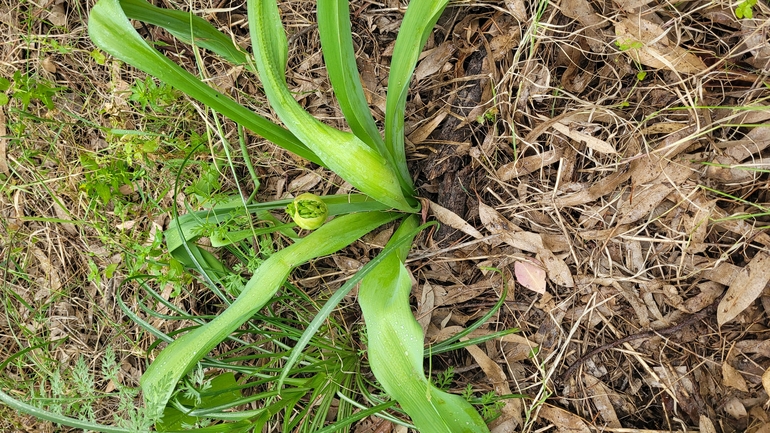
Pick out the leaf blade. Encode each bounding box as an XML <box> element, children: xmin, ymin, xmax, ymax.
<box><xmin>248</xmin><ymin>0</ymin><xmax>415</xmax><ymax>211</ymax></box>
<box><xmin>88</xmin><ymin>0</ymin><xmax>322</xmax><ymax>165</ymax></box>
<box><xmin>384</xmin><ymin>0</ymin><xmax>449</xmax><ymax>192</ymax></box>
<box><xmin>358</xmin><ymin>216</ymin><xmax>490</xmax><ymax>432</ymax></box>
<box><xmin>317</xmin><ymin>0</ymin><xmax>387</xmax><ymax>154</ymax></box>
<box><xmin>141</xmin><ymin>211</ymin><xmax>400</xmax><ymax>419</ymax></box>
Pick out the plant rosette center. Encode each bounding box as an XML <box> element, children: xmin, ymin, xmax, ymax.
<box><xmin>287</xmin><ymin>193</ymin><xmax>329</xmax><ymax>230</ymax></box>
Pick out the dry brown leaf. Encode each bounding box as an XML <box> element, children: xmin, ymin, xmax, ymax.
<box><xmin>52</xmin><ymin>196</ymin><xmax>77</xmax><ymax>235</ymax></box>
<box><xmin>682</xmin><ymin>282</ymin><xmax>724</xmax><ymax>313</ymax></box>
<box><xmin>46</xmin><ymin>4</ymin><xmax>67</xmax><ymax>27</ymax></box>
<box><xmin>518</xmin><ymin>61</ymin><xmax>551</xmax><ymax>106</ymax></box>
<box><xmin>639</xmin><ymin>122</ymin><xmax>688</xmax><ymax>135</ymax></box>
<box><xmin>538</xmin><ymin>405</ymin><xmax>591</xmax><ymax>433</ymax></box>
<box><xmin>500</xmin><ymin>334</ymin><xmax>539</xmax><ymax>362</ymax></box>
<box><xmin>514</xmin><ymin>260</ymin><xmax>547</xmax><ymax>294</ymax></box>
<box><xmin>414</xmin><ymin>42</ymin><xmax>455</xmax><ymax>82</ymax></box>
<box><xmin>31</xmin><ymin>247</ymin><xmax>62</xmax><ymax>296</ymax></box>
<box><xmin>629</xmin><ymin>153</ymin><xmax>667</xmax><ymax>187</ymax></box>
<box><xmin>496</xmin><ymin>149</ymin><xmax>562</xmax><ymax>181</ymax></box>
<box><xmin>542</xmin><ymin>233</ymin><xmax>571</xmax><ymax>253</ymax></box>
<box><xmin>614</xmin><ymin>0</ymin><xmax>657</xmax><ymax>12</ymax></box>
<box><xmin>115</xmin><ymin>220</ymin><xmax>137</xmax><ymax>231</ymax></box>
<box><xmin>432</xmin><ymin>280</ymin><xmax>491</xmax><ymax>306</ymax></box>
<box><xmin>682</xmin><ymin>197</ymin><xmax>714</xmax><ymax>254</ymax></box>
<box><xmin>416</xmin><ymin>282</ymin><xmax>435</xmax><ymax>334</ymax></box>
<box><xmin>615</xmin><ymin>17</ymin><xmax>707</xmax><ymax>74</ymax></box>
<box><xmin>428</xmin><ymin>325</ymin><xmax>464</xmax><ymax>344</ymax></box>
<box><xmin>561</xmin><ymin>56</ymin><xmax>592</xmax><ymax>94</ymax></box>
<box><xmin>762</xmin><ymin>367</ymin><xmax>770</xmax><ymax>404</ymax></box>
<box><xmin>560</xmin><ymin>0</ymin><xmax>602</xmax><ymax>27</ymax></box>
<box><xmin>428</xmin><ymin>200</ymin><xmax>483</xmax><ymax>240</ymax></box>
<box><xmin>583</xmin><ymin>374</ymin><xmax>621</xmax><ymax>428</ymax></box>
<box><xmin>707</xmin><ymin>127</ymin><xmax>770</xmax><ymax>183</ymax></box>
<box><xmin>490</xmin><ymin>28</ymin><xmax>520</xmax><ymax>62</ymax></box>
<box><xmin>504</xmin><ymin>0</ymin><xmax>527</xmax><ymax>22</ymax></box>
<box><xmin>736</xmin><ymin>340</ymin><xmax>770</xmax><ymax>358</ymax></box>
<box><xmin>723</xmin><ymin>126</ymin><xmax>770</xmax><ymax>161</ymax></box>
<box><xmin>407</xmin><ymin>111</ymin><xmax>447</xmax><ymax>144</ymax></box>
<box><xmin>722</xmin><ymin>361</ymin><xmax>749</xmax><ymax>392</ymax></box>
<box><xmin>742</xmin><ymin>20</ymin><xmax>770</xmax><ymax>72</ymax></box>
<box><xmin>464</xmin><ymin>344</ymin><xmax>522</xmax><ymax>429</ymax></box>
<box><xmin>682</xmin><ymin>256</ymin><xmax>742</xmax><ymax>286</ymax></box>
<box><xmin>41</xmin><ymin>57</ymin><xmax>57</xmax><ymax>73</ymax></box>
<box><xmin>718</xmin><ymin>252</ymin><xmax>770</xmax><ymax>326</ymax></box>
<box><xmin>724</xmin><ymin>397</ymin><xmax>747</xmax><ymax>419</ymax></box>
<box><xmin>478</xmin><ymin>201</ymin><xmax>520</xmax><ymax>234</ymax></box>
<box><xmin>537</xmin><ymin>249</ymin><xmax>575</xmax><ymax>288</ymax></box>
<box><xmin>614</xmin><ymin>281</ymin><xmax>650</xmax><ymax>327</ymax></box>
<box><xmin>555</xmin><ymin>166</ymin><xmax>631</xmax><ymax>207</ymax></box>
<box><xmin>552</xmin><ymin>122</ymin><xmax>616</xmax><ymax>154</ymax></box>
<box><xmin>508</xmin><ymin>231</ymin><xmax>546</xmax><ymax>253</ymax></box>
<box><xmin>332</xmin><ymin>256</ymin><xmax>363</xmax><ymax>272</ymax></box>
<box><xmin>578</xmin><ymin>225</ymin><xmax>631</xmax><ymax>241</ymax></box>
<box><xmin>699</xmin><ymin>415</ymin><xmax>717</xmax><ymax>433</ymax></box>
<box><xmin>287</xmin><ymin>170</ymin><xmax>322</xmax><ymax>192</ymax></box>
<box><xmin>626</xmin><ymin>240</ymin><xmax>644</xmax><ymax>273</ymax></box>
<box><xmin>618</xmin><ymin>183</ymin><xmax>671</xmax><ymax>225</ymax></box>
<box><xmin>717</xmin><ymin>105</ymin><xmax>770</xmax><ymax>126</ymax></box>
<box><xmin>712</xmin><ymin>206</ymin><xmax>770</xmax><ymax>248</ymax></box>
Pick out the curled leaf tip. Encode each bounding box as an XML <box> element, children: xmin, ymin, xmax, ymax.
<box><xmin>287</xmin><ymin>193</ymin><xmax>328</xmax><ymax>230</ymax></box>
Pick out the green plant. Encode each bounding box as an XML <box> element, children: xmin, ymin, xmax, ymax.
<box><xmin>735</xmin><ymin>0</ymin><xmax>757</xmax><ymax>19</ymax></box>
<box><xmin>0</xmin><ymin>70</ymin><xmax>64</xmax><ymax>110</ymax></box>
<box><xmin>0</xmin><ymin>0</ymin><xmax>516</xmax><ymax>431</ymax></box>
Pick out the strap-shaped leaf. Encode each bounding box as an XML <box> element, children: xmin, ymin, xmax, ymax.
<box><xmin>384</xmin><ymin>0</ymin><xmax>450</xmax><ymax>189</ymax></box>
<box><xmin>141</xmin><ymin>211</ymin><xmax>401</xmax><ymax>419</ymax></box>
<box><xmin>359</xmin><ymin>216</ymin><xmax>490</xmax><ymax>432</ymax></box>
<box><xmin>164</xmin><ymin>194</ymin><xmax>390</xmax><ymax>260</ymax></box>
<box><xmin>120</xmin><ymin>0</ymin><xmax>249</xmax><ymax>67</ymax></box>
<box><xmin>248</xmin><ymin>0</ymin><xmax>416</xmax><ymax>212</ymax></box>
<box><xmin>88</xmin><ymin>0</ymin><xmax>322</xmax><ymax>166</ymax></box>
<box><xmin>316</xmin><ymin>1</ymin><xmax>387</xmax><ymax>155</ymax></box>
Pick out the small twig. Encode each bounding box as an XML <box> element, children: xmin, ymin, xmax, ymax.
<box><xmin>556</xmin><ymin>300</ymin><xmax>719</xmax><ymax>384</ymax></box>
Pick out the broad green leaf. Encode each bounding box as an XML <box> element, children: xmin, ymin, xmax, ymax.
<box><xmin>141</xmin><ymin>211</ymin><xmax>400</xmax><ymax>419</ymax></box>
<box><xmin>248</xmin><ymin>0</ymin><xmax>416</xmax><ymax>212</ymax></box>
<box><xmin>165</xmin><ymin>194</ymin><xmax>390</xmax><ymax>259</ymax></box>
<box><xmin>120</xmin><ymin>0</ymin><xmax>248</xmax><ymax>67</ymax></box>
<box><xmin>88</xmin><ymin>0</ymin><xmax>322</xmax><ymax>165</ymax></box>
<box><xmin>278</xmin><ymin>219</ymin><xmax>438</xmax><ymax>388</ymax></box>
<box><xmin>316</xmin><ymin>1</ymin><xmax>390</xmax><ymax>158</ymax></box>
<box><xmin>384</xmin><ymin>0</ymin><xmax>450</xmax><ymax>189</ymax></box>
<box><xmin>359</xmin><ymin>215</ymin><xmax>489</xmax><ymax>432</ymax></box>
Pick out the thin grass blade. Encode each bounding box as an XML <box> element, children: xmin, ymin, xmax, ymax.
<box><xmin>141</xmin><ymin>211</ymin><xmax>400</xmax><ymax>419</ymax></box>
<box><xmin>384</xmin><ymin>0</ymin><xmax>450</xmax><ymax>187</ymax></box>
<box><xmin>248</xmin><ymin>0</ymin><xmax>416</xmax><ymax>212</ymax></box>
<box><xmin>88</xmin><ymin>0</ymin><xmax>322</xmax><ymax>165</ymax></box>
<box><xmin>358</xmin><ymin>215</ymin><xmax>489</xmax><ymax>432</ymax></box>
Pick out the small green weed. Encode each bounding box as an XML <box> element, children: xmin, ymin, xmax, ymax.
<box><xmin>0</xmin><ymin>70</ymin><xmax>65</xmax><ymax>110</ymax></box>
<box><xmin>615</xmin><ymin>38</ymin><xmax>643</xmax><ymax>52</ymax></box>
<box><xmin>129</xmin><ymin>76</ymin><xmax>180</xmax><ymax>112</ymax></box>
<box><xmin>735</xmin><ymin>0</ymin><xmax>757</xmax><ymax>19</ymax></box>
